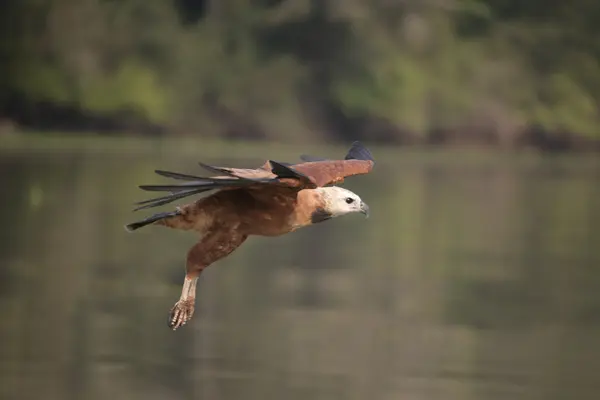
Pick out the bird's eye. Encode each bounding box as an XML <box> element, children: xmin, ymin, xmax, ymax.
<box><xmin>345</xmin><ymin>197</ymin><xmax>354</xmax><ymax>204</ymax></box>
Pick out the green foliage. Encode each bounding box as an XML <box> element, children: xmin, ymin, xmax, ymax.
<box><xmin>13</xmin><ymin>62</ymin><xmax>72</xmax><ymax>104</ymax></box>
<box><xmin>2</xmin><ymin>0</ymin><xmax>600</xmax><ymax>141</ymax></box>
<box><xmin>167</xmin><ymin>12</ymin><xmax>311</xmax><ymax>139</ymax></box>
<box><xmin>333</xmin><ymin>53</ymin><xmax>430</xmax><ymax>134</ymax></box>
<box><xmin>80</xmin><ymin>60</ymin><xmax>170</xmax><ymax>123</ymax></box>
<box><xmin>532</xmin><ymin>73</ymin><xmax>598</xmax><ymax>136</ymax></box>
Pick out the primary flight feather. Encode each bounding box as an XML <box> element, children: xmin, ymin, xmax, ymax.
<box><xmin>125</xmin><ymin>141</ymin><xmax>375</xmax><ymax>330</ymax></box>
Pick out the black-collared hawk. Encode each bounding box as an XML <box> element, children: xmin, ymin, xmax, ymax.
<box><xmin>125</xmin><ymin>141</ymin><xmax>375</xmax><ymax>330</ymax></box>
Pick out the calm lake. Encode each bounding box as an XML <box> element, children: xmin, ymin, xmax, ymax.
<box><xmin>1</xmin><ymin>140</ymin><xmax>600</xmax><ymax>400</ymax></box>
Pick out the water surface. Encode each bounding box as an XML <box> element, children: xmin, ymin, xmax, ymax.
<box><xmin>1</xmin><ymin>144</ymin><xmax>599</xmax><ymax>400</ymax></box>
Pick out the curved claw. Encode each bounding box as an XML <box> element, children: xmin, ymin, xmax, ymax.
<box><xmin>168</xmin><ymin>299</ymin><xmax>195</xmax><ymax>330</ymax></box>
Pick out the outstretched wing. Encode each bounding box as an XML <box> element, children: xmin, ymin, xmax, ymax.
<box><xmin>231</xmin><ymin>141</ymin><xmax>375</xmax><ymax>188</ymax></box>
<box><xmin>130</xmin><ymin>141</ymin><xmax>374</xmax><ymax>211</ymax></box>
<box><xmin>132</xmin><ymin>161</ymin><xmax>308</xmax><ymax>211</ymax></box>
<box><xmin>289</xmin><ymin>141</ymin><xmax>375</xmax><ymax>187</ymax></box>
<box><xmin>205</xmin><ymin>142</ymin><xmax>375</xmax><ymax>186</ymax></box>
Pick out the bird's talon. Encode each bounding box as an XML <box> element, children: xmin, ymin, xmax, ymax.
<box><xmin>168</xmin><ymin>299</ymin><xmax>195</xmax><ymax>331</ymax></box>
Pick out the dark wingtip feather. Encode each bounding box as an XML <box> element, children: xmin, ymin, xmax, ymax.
<box><xmin>138</xmin><ymin>178</ymin><xmax>250</xmax><ymax>192</ymax></box>
<box><xmin>345</xmin><ymin>141</ymin><xmax>375</xmax><ymax>163</ymax></box>
<box><xmin>154</xmin><ymin>169</ymin><xmax>203</xmax><ymax>181</ymax></box>
<box><xmin>132</xmin><ymin>187</ymin><xmax>211</xmax><ymax>211</ymax></box>
<box><xmin>269</xmin><ymin>160</ymin><xmax>311</xmax><ymax>181</ymax></box>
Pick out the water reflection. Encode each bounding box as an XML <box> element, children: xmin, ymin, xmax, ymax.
<box><xmin>1</xmin><ymin>147</ymin><xmax>599</xmax><ymax>400</ymax></box>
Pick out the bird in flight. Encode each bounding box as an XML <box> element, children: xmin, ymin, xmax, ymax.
<box><xmin>125</xmin><ymin>141</ymin><xmax>375</xmax><ymax>330</ymax></box>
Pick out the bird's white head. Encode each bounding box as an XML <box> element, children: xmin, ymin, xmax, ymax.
<box><xmin>314</xmin><ymin>186</ymin><xmax>370</xmax><ymax>221</ymax></box>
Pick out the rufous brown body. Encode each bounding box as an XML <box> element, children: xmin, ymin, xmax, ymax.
<box><xmin>125</xmin><ymin>141</ymin><xmax>375</xmax><ymax>330</ymax></box>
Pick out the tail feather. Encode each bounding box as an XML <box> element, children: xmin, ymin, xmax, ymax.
<box><xmin>124</xmin><ymin>210</ymin><xmax>181</xmax><ymax>232</ymax></box>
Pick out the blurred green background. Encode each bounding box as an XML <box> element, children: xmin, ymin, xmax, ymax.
<box><xmin>1</xmin><ymin>1</ymin><xmax>600</xmax><ymax>400</ymax></box>
<box><xmin>2</xmin><ymin>0</ymin><xmax>600</xmax><ymax>149</ymax></box>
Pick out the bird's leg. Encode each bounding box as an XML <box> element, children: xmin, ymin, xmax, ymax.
<box><xmin>168</xmin><ymin>239</ymin><xmax>209</xmax><ymax>330</ymax></box>
<box><xmin>167</xmin><ymin>231</ymin><xmax>248</xmax><ymax>331</ymax></box>
<box><xmin>168</xmin><ymin>273</ymin><xmax>199</xmax><ymax>330</ymax></box>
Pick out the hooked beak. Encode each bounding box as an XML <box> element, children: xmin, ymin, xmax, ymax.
<box><xmin>360</xmin><ymin>201</ymin><xmax>370</xmax><ymax>218</ymax></box>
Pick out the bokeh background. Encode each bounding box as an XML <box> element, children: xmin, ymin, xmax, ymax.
<box><xmin>1</xmin><ymin>1</ymin><xmax>600</xmax><ymax>400</ymax></box>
